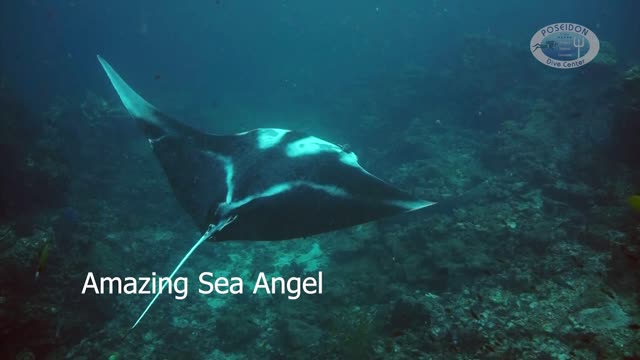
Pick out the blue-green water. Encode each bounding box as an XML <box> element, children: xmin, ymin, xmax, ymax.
<box><xmin>1</xmin><ymin>1</ymin><xmax>639</xmax><ymax>359</ymax></box>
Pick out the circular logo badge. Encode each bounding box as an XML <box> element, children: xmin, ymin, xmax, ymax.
<box><xmin>531</xmin><ymin>23</ymin><xmax>600</xmax><ymax>69</ymax></box>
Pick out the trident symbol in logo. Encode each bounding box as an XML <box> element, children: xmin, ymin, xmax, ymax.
<box><xmin>573</xmin><ymin>36</ymin><xmax>585</xmax><ymax>59</ymax></box>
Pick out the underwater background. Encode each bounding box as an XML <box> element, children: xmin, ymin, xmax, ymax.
<box><xmin>1</xmin><ymin>0</ymin><xmax>640</xmax><ymax>359</ymax></box>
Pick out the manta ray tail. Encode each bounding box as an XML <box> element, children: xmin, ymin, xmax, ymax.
<box><xmin>128</xmin><ymin>217</ymin><xmax>236</xmax><ymax>331</ymax></box>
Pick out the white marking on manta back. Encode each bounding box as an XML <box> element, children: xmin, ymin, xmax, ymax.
<box><xmin>147</xmin><ymin>134</ymin><xmax>168</xmax><ymax>147</ymax></box>
<box><xmin>286</xmin><ymin>136</ymin><xmax>341</xmax><ymax>157</ymax></box>
<box><xmin>205</xmin><ymin>152</ymin><xmax>234</xmax><ymax>204</ymax></box>
<box><xmin>339</xmin><ymin>151</ymin><xmax>362</xmax><ymax>168</ymax></box>
<box><xmin>222</xmin><ymin>181</ymin><xmax>349</xmax><ymax>213</ymax></box>
<box><xmin>386</xmin><ymin>200</ymin><xmax>436</xmax><ymax>211</ymax></box>
<box><xmin>285</xmin><ymin>136</ymin><xmax>367</xmax><ymax>171</ymax></box>
<box><xmin>257</xmin><ymin>128</ymin><xmax>290</xmax><ymax>149</ymax></box>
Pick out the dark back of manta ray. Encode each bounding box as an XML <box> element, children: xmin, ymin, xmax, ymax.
<box><xmin>148</xmin><ymin>125</ymin><xmax>419</xmax><ymax>242</ymax></box>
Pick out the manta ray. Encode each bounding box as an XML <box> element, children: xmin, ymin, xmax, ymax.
<box><xmin>97</xmin><ymin>55</ymin><xmax>436</xmax><ymax>330</ymax></box>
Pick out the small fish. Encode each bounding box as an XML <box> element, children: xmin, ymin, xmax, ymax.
<box><xmin>35</xmin><ymin>243</ymin><xmax>51</xmax><ymax>279</ymax></box>
<box><xmin>628</xmin><ymin>323</ymin><xmax>640</xmax><ymax>331</ymax></box>
<box><xmin>154</xmin><ymin>74</ymin><xmax>161</xmax><ymax>80</ymax></box>
<box><xmin>628</xmin><ymin>195</ymin><xmax>640</xmax><ymax>213</ymax></box>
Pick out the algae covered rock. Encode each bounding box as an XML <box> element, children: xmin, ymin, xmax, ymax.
<box><xmin>278</xmin><ymin>318</ymin><xmax>323</xmax><ymax>349</ymax></box>
<box><xmin>575</xmin><ymin>302</ymin><xmax>631</xmax><ymax>331</ymax></box>
<box><xmin>387</xmin><ymin>296</ymin><xmax>431</xmax><ymax>334</ymax></box>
